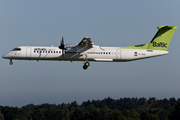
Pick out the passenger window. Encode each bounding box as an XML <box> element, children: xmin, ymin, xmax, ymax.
<box><xmin>51</xmin><ymin>51</ymin><xmax>53</xmax><ymax>53</ymax></box>
<box><xmin>59</xmin><ymin>51</ymin><xmax>61</xmax><ymax>53</ymax></box>
<box><xmin>56</xmin><ymin>51</ymin><xmax>58</xmax><ymax>53</ymax></box>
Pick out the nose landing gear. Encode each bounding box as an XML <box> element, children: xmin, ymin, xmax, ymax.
<box><xmin>9</xmin><ymin>59</ymin><xmax>13</xmax><ymax>65</ymax></box>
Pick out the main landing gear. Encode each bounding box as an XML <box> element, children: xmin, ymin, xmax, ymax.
<box><xmin>82</xmin><ymin>54</ymin><xmax>90</xmax><ymax>70</ymax></box>
<box><xmin>83</xmin><ymin>62</ymin><xmax>90</xmax><ymax>70</ymax></box>
<box><xmin>9</xmin><ymin>59</ymin><xmax>13</xmax><ymax>65</ymax></box>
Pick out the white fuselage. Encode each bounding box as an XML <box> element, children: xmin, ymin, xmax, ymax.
<box><xmin>3</xmin><ymin>44</ymin><xmax>169</xmax><ymax>62</ymax></box>
<box><xmin>3</xmin><ymin>26</ymin><xmax>176</xmax><ymax>69</ymax></box>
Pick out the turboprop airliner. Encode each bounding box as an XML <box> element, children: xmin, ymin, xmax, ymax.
<box><xmin>2</xmin><ymin>26</ymin><xmax>177</xmax><ymax>70</ymax></box>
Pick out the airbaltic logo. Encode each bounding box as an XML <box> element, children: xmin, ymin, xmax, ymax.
<box><xmin>153</xmin><ymin>42</ymin><xmax>167</xmax><ymax>48</ymax></box>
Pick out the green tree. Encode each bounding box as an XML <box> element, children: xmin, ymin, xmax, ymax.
<box><xmin>71</xmin><ymin>108</ymin><xmax>84</xmax><ymax>120</ymax></box>
<box><xmin>100</xmin><ymin>106</ymin><xmax>112</xmax><ymax>120</ymax></box>
<box><xmin>168</xmin><ymin>102</ymin><xmax>180</xmax><ymax>120</ymax></box>
<box><xmin>122</xmin><ymin>109</ymin><xmax>140</xmax><ymax>120</ymax></box>
<box><xmin>110</xmin><ymin>110</ymin><xmax>126</xmax><ymax>120</ymax></box>
<box><xmin>64</xmin><ymin>109</ymin><xmax>70</xmax><ymax>120</ymax></box>
<box><xmin>84</xmin><ymin>109</ymin><xmax>102</xmax><ymax>120</ymax></box>
<box><xmin>140</xmin><ymin>110</ymin><xmax>159</xmax><ymax>120</ymax></box>
<box><xmin>1</xmin><ymin>106</ymin><xmax>25</xmax><ymax>120</ymax></box>
<box><xmin>70</xmin><ymin>101</ymin><xmax>78</xmax><ymax>108</ymax></box>
<box><xmin>138</xmin><ymin>98</ymin><xmax>147</xmax><ymax>105</ymax></box>
<box><xmin>32</xmin><ymin>109</ymin><xmax>45</xmax><ymax>120</ymax></box>
<box><xmin>0</xmin><ymin>111</ymin><xmax>5</xmax><ymax>120</ymax></box>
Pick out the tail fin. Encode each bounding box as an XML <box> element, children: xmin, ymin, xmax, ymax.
<box><xmin>147</xmin><ymin>26</ymin><xmax>177</xmax><ymax>51</ymax></box>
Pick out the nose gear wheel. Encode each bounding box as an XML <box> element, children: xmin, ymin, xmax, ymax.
<box><xmin>9</xmin><ymin>59</ymin><xmax>13</xmax><ymax>65</ymax></box>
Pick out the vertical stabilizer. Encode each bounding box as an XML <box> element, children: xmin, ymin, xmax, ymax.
<box><xmin>147</xmin><ymin>26</ymin><xmax>177</xmax><ymax>51</ymax></box>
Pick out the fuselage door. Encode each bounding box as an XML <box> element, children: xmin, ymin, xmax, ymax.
<box><xmin>116</xmin><ymin>49</ymin><xmax>121</xmax><ymax>59</ymax></box>
<box><xmin>26</xmin><ymin>48</ymin><xmax>31</xmax><ymax>57</ymax></box>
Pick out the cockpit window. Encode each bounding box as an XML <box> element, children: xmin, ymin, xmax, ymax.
<box><xmin>12</xmin><ymin>48</ymin><xmax>21</xmax><ymax>51</ymax></box>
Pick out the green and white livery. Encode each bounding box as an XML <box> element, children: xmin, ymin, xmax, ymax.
<box><xmin>123</xmin><ymin>26</ymin><xmax>177</xmax><ymax>51</ymax></box>
<box><xmin>3</xmin><ymin>26</ymin><xmax>177</xmax><ymax>70</ymax></box>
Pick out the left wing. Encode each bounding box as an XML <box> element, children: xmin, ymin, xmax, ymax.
<box><xmin>78</xmin><ymin>37</ymin><xmax>93</xmax><ymax>47</ymax></box>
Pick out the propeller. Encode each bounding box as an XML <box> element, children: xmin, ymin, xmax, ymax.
<box><xmin>59</xmin><ymin>37</ymin><xmax>66</xmax><ymax>56</ymax></box>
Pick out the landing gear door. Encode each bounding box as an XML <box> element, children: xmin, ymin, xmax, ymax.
<box><xmin>26</xmin><ymin>48</ymin><xmax>31</xmax><ymax>57</ymax></box>
<box><xmin>116</xmin><ymin>49</ymin><xmax>121</xmax><ymax>59</ymax></box>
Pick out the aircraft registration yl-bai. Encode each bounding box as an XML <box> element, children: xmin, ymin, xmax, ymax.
<box><xmin>2</xmin><ymin>26</ymin><xmax>177</xmax><ymax>70</ymax></box>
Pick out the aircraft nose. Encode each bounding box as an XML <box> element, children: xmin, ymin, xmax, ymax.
<box><xmin>2</xmin><ymin>53</ymin><xmax>11</xmax><ymax>59</ymax></box>
<box><xmin>2</xmin><ymin>54</ymin><xmax>7</xmax><ymax>59</ymax></box>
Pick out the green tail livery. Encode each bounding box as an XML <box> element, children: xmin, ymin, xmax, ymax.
<box><xmin>123</xmin><ymin>26</ymin><xmax>177</xmax><ymax>51</ymax></box>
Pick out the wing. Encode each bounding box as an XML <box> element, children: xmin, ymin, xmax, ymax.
<box><xmin>78</xmin><ymin>37</ymin><xmax>93</xmax><ymax>47</ymax></box>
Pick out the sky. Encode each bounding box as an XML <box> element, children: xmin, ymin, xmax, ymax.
<box><xmin>1</xmin><ymin>1</ymin><xmax>180</xmax><ymax>107</ymax></box>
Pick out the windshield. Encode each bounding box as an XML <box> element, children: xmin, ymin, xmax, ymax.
<box><xmin>12</xmin><ymin>48</ymin><xmax>21</xmax><ymax>51</ymax></box>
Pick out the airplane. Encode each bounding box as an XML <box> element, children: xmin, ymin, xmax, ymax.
<box><xmin>2</xmin><ymin>25</ymin><xmax>177</xmax><ymax>70</ymax></box>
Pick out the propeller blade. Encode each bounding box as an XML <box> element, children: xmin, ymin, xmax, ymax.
<box><xmin>61</xmin><ymin>37</ymin><xmax>64</xmax><ymax>46</ymax></box>
<box><xmin>59</xmin><ymin>37</ymin><xmax>66</xmax><ymax>57</ymax></box>
<box><xmin>59</xmin><ymin>37</ymin><xmax>65</xmax><ymax>49</ymax></box>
